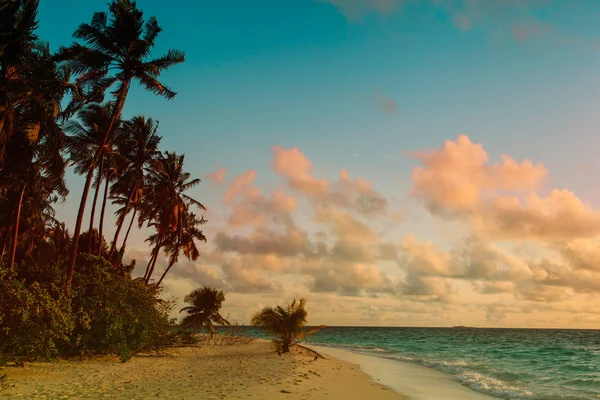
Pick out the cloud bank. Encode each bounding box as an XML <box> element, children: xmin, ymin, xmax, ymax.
<box><xmin>130</xmin><ymin>135</ymin><xmax>600</xmax><ymax>328</ymax></box>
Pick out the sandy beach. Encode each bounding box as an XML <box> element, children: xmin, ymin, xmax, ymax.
<box><xmin>0</xmin><ymin>341</ymin><xmax>404</xmax><ymax>400</ymax></box>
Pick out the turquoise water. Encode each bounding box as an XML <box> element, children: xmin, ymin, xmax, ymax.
<box><xmin>301</xmin><ymin>327</ymin><xmax>600</xmax><ymax>400</ymax></box>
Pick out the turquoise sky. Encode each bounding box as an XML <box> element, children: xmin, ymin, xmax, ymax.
<box><xmin>40</xmin><ymin>1</ymin><xmax>600</xmax><ymax>208</ymax></box>
<box><xmin>35</xmin><ymin>1</ymin><xmax>600</xmax><ymax>326</ymax></box>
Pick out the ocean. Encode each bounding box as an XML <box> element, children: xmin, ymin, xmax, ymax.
<box><xmin>301</xmin><ymin>327</ymin><xmax>600</xmax><ymax>400</ymax></box>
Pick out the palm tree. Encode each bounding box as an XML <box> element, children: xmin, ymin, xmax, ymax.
<box><xmin>251</xmin><ymin>298</ymin><xmax>325</xmax><ymax>354</ymax></box>
<box><xmin>111</xmin><ymin>191</ymin><xmax>141</xmax><ymax>265</ymax></box>
<box><xmin>66</xmin><ymin>102</ymin><xmax>116</xmax><ymax>253</ymax></box>
<box><xmin>0</xmin><ymin>0</ymin><xmax>82</xmax><ymax>165</ymax></box>
<box><xmin>142</xmin><ymin>152</ymin><xmax>205</xmax><ymax>284</ymax></box>
<box><xmin>0</xmin><ymin>41</ymin><xmax>76</xmax><ymax>273</ymax></box>
<box><xmin>57</xmin><ymin>0</ymin><xmax>185</xmax><ymax>282</ymax></box>
<box><xmin>180</xmin><ymin>287</ymin><xmax>230</xmax><ymax>343</ymax></box>
<box><xmin>107</xmin><ymin>116</ymin><xmax>161</xmax><ymax>260</ymax></box>
<box><xmin>97</xmin><ymin>161</ymin><xmax>117</xmax><ymax>257</ymax></box>
<box><xmin>46</xmin><ymin>221</ymin><xmax>70</xmax><ymax>262</ymax></box>
<box><xmin>0</xmin><ymin>0</ymin><xmax>40</xmax><ymax>165</ymax></box>
<box><xmin>156</xmin><ymin>212</ymin><xmax>207</xmax><ymax>286</ymax></box>
<box><xmin>96</xmin><ymin>129</ymin><xmax>127</xmax><ymax>257</ymax></box>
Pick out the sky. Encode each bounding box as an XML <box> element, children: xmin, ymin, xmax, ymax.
<box><xmin>38</xmin><ymin>0</ymin><xmax>600</xmax><ymax>328</ymax></box>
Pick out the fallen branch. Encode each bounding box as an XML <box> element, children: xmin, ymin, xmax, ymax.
<box><xmin>293</xmin><ymin>343</ymin><xmax>327</xmax><ymax>360</ymax></box>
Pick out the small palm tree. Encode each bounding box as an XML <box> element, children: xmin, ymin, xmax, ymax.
<box><xmin>180</xmin><ymin>287</ymin><xmax>230</xmax><ymax>343</ymax></box>
<box><xmin>251</xmin><ymin>298</ymin><xmax>325</xmax><ymax>355</ymax></box>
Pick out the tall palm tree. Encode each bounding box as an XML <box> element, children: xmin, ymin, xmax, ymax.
<box><xmin>180</xmin><ymin>287</ymin><xmax>230</xmax><ymax>343</ymax></box>
<box><xmin>108</xmin><ymin>116</ymin><xmax>161</xmax><ymax>260</ymax></box>
<box><xmin>251</xmin><ymin>298</ymin><xmax>325</xmax><ymax>354</ymax></box>
<box><xmin>97</xmin><ymin>161</ymin><xmax>116</xmax><ymax>257</ymax></box>
<box><xmin>142</xmin><ymin>152</ymin><xmax>205</xmax><ymax>284</ymax></box>
<box><xmin>65</xmin><ymin>102</ymin><xmax>116</xmax><ymax>253</ymax></box>
<box><xmin>156</xmin><ymin>212</ymin><xmax>207</xmax><ymax>286</ymax></box>
<box><xmin>57</xmin><ymin>0</ymin><xmax>185</xmax><ymax>282</ymax></box>
<box><xmin>0</xmin><ymin>42</ymin><xmax>75</xmax><ymax>273</ymax></box>
<box><xmin>96</xmin><ymin>127</ymin><xmax>127</xmax><ymax>257</ymax></box>
<box><xmin>111</xmin><ymin>191</ymin><xmax>141</xmax><ymax>265</ymax></box>
<box><xmin>0</xmin><ymin>0</ymin><xmax>40</xmax><ymax>165</ymax></box>
<box><xmin>0</xmin><ymin>0</ymin><xmax>82</xmax><ymax>165</ymax></box>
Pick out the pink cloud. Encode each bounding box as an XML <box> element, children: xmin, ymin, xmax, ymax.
<box><xmin>411</xmin><ymin>135</ymin><xmax>600</xmax><ymax>241</ymax></box>
<box><xmin>204</xmin><ymin>167</ymin><xmax>227</xmax><ymax>185</ymax></box>
<box><xmin>411</xmin><ymin>135</ymin><xmax>547</xmax><ymax>214</ymax></box>
<box><xmin>340</xmin><ymin>169</ymin><xmax>373</xmax><ymax>193</ymax></box>
<box><xmin>224</xmin><ymin>171</ymin><xmax>298</xmax><ymax>228</ymax></box>
<box><xmin>224</xmin><ymin>170</ymin><xmax>258</xmax><ymax>204</ymax></box>
<box><xmin>272</xmin><ymin>146</ymin><xmax>328</xmax><ymax>195</ymax></box>
<box><xmin>473</xmin><ymin>190</ymin><xmax>600</xmax><ymax>240</ymax></box>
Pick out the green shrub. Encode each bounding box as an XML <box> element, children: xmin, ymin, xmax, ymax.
<box><xmin>67</xmin><ymin>255</ymin><xmax>174</xmax><ymax>360</ymax></box>
<box><xmin>0</xmin><ymin>265</ymin><xmax>73</xmax><ymax>360</ymax></box>
<box><xmin>1</xmin><ymin>255</ymin><xmax>175</xmax><ymax>362</ymax></box>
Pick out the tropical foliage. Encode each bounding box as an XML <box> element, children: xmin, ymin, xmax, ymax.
<box><xmin>180</xmin><ymin>287</ymin><xmax>230</xmax><ymax>343</ymax></box>
<box><xmin>251</xmin><ymin>298</ymin><xmax>325</xmax><ymax>354</ymax></box>
<box><xmin>0</xmin><ymin>256</ymin><xmax>175</xmax><ymax>363</ymax></box>
<box><xmin>0</xmin><ymin>0</ymin><xmax>208</xmax><ymax>362</ymax></box>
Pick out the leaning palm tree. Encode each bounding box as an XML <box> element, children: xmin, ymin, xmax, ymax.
<box><xmin>107</xmin><ymin>116</ymin><xmax>161</xmax><ymax>260</ymax></box>
<box><xmin>156</xmin><ymin>212</ymin><xmax>207</xmax><ymax>286</ymax></box>
<box><xmin>180</xmin><ymin>287</ymin><xmax>230</xmax><ymax>343</ymax></box>
<box><xmin>65</xmin><ymin>102</ymin><xmax>116</xmax><ymax>253</ymax></box>
<box><xmin>57</xmin><ymin>0</ymin><xmax>185</xmax><ymax>282</ymax></box>
<box><xmin>142</xmin><ymin>152</ymin><xmax>205</xmax><ymax>284</ymax></box>
<box><xmin>251</xmin><ymin>298</ymin><xmax>326</xmax><ymax>356</ymax></box>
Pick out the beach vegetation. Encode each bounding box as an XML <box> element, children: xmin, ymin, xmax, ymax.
<box><xmin>0</xmin><ymin>256</ymin><xmax>176</xmax><ymax>362</ymax></box>
<box><xmin>251</xmin><ymin>298</ymin><xmax>326</xmax><ymax>356</ymax></box>
<box><xmin>0</xmin><ymin>0</ymin><xmax>207</xmax><ymax>363</ymax></box>
<box><xmin>180</xmin><ymin>287</ymin><xmax>230</xmax><ymax>344</ymax></box>
<box><xmin>54</xmin><ymin>0</ymin><xmax>186</xmax><ymax>281</ymax></box>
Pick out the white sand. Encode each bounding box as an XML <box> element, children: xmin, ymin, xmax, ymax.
<box><xmin>310</xmin><ymin>345</ymin><xmax>495</xmax><ymax>400</ymax></box>
<box><xmin>0</xmin><ymin>341</ymin><xmax>405</xmax><ymax>399</ymax></box>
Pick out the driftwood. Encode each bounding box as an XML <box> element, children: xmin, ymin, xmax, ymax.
<box><xmin>293</xmin><ymin>343</ymin><xmax>327</xmax><ymax>360</ymax></box>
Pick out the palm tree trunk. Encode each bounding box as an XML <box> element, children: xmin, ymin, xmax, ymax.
<box><xmin>148</xmin><ymin>246</ymin><xmax>161</xmax><ymax>277</ymax></box>
<box><xmin>0</xmin><ymin>88</ymin><xmax>14</xmax><ymax>166</ymax></box>
<box><xmin>156</xmin><ymin>256</ymin><xmax>176</xmax><ymax>287</ymax></box>
<box><xmin>143</xmin><ymin>234</ymin><xmax>162</xmax><ymax>281</ymax></box>
<box><xmin>67</xmin><ymin>166</ymin><xmax>95</xmax><ymax>282</ymax></box>
<box><xmin>8</xmin><ymin>184</ymin><xmax>26</xmax><ymax>275</ymax></box>
<box><xmin>1</xmin><ymin>240</ymin><xmax>7</xmax><ymax>258</ymax></box>
<box><xmin>88</xmin><ymin>158</ymin><xmax>104</xmax><ymax>253</ymax></box>
<box><xmin>143</xmin><ymin>250</ymin><xmax>157</xmax><ymax>281</ymax></box>
<box><xmin>97</xmin><ymin>172</ymin><xmax>110</xmax><ymax>257</ymax></box>
<box><xmin>145</xmin><ymin>234</ymin><xmax>163</xmax><ymax>284</ymax></box>
<box><xmin>118</xmin><ymin>207</ymin><xmax>137</xmax><ymax>258</ymax></box>
<box><xmin>108</xmin><ymin>185</ymin><xmax>136</xmax><ymax>259</ymax></box>
<box><xmin>67</xmin><ymin>80</ymin><xmax>131</xmax><ymax>284</ymax></box>
<box><xmin>145</xmin><ymin>247</ymin><xmax>160</xmax><ymax>283</ymax></box>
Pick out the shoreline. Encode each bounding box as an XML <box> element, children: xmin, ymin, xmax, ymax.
<box><xmin>0</xmin><ymin>341</ymin><xmax>405</xmax><ymax>399</ymax></box>
<box><xmin>309</xmin><ymin>345</ymin><xmax>495</xmax><ymax>400</ymax></box>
